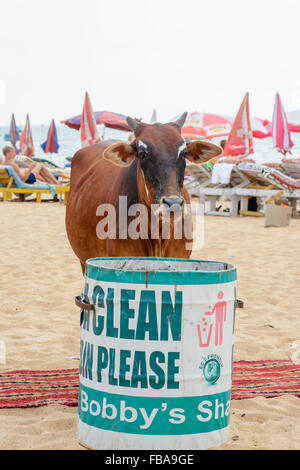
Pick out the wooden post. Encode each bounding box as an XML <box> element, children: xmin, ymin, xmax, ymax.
<box><xmin>231</xmin><ymin>195</ymin><xmax>239</xmax><ymax>217</ymax></box>
<box><xmin>240</xmin><ymin>196</ymin><xmax>248</xmax><ymax>213</ymax></box>
<box><xmin>208</xmin><ymin>196</ymin><xmax>217</xmax><ymax>212</ymax></box>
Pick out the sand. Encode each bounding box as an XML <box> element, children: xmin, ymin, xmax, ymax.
<box><xmin>0</xmin><ymin>200</ymin><xmax>299</xmax><ymax>450</ymax></box>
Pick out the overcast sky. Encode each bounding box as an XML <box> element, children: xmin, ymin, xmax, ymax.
<box><xmin>0</xmin><ymin>0</ymin><xmax>300</xmax><ymax>125</ymax></box>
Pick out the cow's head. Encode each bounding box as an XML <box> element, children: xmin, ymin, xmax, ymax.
<box><xmin>103</xmin><ymin>113</ymin><xmax>223</xmax><ymax>214</ymax></box>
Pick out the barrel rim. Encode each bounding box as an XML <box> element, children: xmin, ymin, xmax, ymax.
<box><xmin>85</xmin><ymin>257</ymin><xmax>237</xmax><ymax>285</ymax></box>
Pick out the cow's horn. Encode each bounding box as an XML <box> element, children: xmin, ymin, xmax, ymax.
<box><xmin>126</xmin><ymin>117</ymin><xmax>140</xmax><ymax>132</ymax></box>
<box><xmin>174</xmin><ymin>112</ymin><xmax>188</xmax><ymax>128</ymax></box>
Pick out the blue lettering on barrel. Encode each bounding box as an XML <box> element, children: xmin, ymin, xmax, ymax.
<box><xmin>97</xmin><ymin>346</ymin><xmax>108</xmax><ymax>382</ymax></box>
<box><xmin>160</xmin><ymin>291</ymin><xmax>182</xmax><ymax>341</ymax></box>
<box><xmin>136</xmin><ymin>290</ymin><xmax>159</xmax><ymax>341</ymax></box>
<box><xmin>119</xmin><ymin>349</ymin><xmax>131</xmax><ymax>387</ymax></box>
<box><xmin>80</xmin><ymin>340</ymin><xmax>93</xmax><ymax>380</ymax></box>
<box><xmin>149</xmin><ymin>351</ymin><xmax>165</xmax><ymax>389</ymax></box>
<box><xmin>120</xmin><ymin>289</ymin><xmax>136</xmax><ymax>339</ymax></box>
<box><xmin>131</xmin><ymin>351</ymin><xmax>148</xmax><ymax>388</ymax></box>
<box><xmin>92</xmin><ymin>285</ymin><xmax>105</xmax><ymax>336</ymax></box>
<box><xmin>106</xmin><ymin>288</ymin><xmax>118</xmax><ymax>337</ymax></box>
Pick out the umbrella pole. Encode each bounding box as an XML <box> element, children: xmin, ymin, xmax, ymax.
<box><xmin>102</xmin><ymin>124</ymin><xmax>106</xmax><ymax>140</ymax></box>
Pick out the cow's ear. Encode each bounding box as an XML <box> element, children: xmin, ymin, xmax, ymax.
<box><xmin>186</xmin><ymin>140</ymin><xmax>223</xmax><ymax>164</ymax></box>
<box><xmin>103</xmin><ymin>142</ymin><xmax>137</xmax><ymax>166</ymax></box>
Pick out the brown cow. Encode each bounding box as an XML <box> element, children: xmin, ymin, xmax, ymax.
<box><xmin>65</xmin><ymin>113</ymin><xmax>223</xmax><ymax>273</ymax></box>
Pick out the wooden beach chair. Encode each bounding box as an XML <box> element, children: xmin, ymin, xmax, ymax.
<box><xmin>187</xmin><ymin>155</ymin><xmax>258</xmax><ymax>217</ymax></box>
<box><xmin>236</xmin><ymin>162</ymin><xmax>300</xmax><ymax>218</ymax></box>
<box><xmin>197</xmin><ymin>163</ymin><xmax>251</xmax><ymax>217</ymax></box>
<box><xmin>280</xmin><ymin>158</ymin><xmax>300</xmax><ymax>179</ymax></box>
<box><xmin>184</xmin><ymin>162</ymin><xmax>214</xmax><ymax>197</ymax></box>
<box><xmin>0</xmin><ymin>165</ymin><xmax>69</xmax><ymax>204</ymax></box>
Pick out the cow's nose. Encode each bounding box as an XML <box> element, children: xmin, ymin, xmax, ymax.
<box><xmin>162</xmin><ymin>196</ymin><xmax>184</xmax><ymax>210</ymax></box>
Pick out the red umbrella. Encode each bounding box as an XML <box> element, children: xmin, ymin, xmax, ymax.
<box><xmin>175</xmin><ymin>111</ymin><xmax>232</xmax><ymax>140</ymax></box>
<box><xmin>80</xmin><ymin>92</ymin><xmax>101</xmax><ymax>147</ymax></box>
<box><xmin>272</xmin><ymin>93</ymin><xmax>293</xmax><ymax>155</ymax></box>
<box><xmin>20</xmin><ymin>114</ymin><xmax>34</xmax><ymax>157</ymax></box>
<box><xmin>61</xmin><ymin>110</ymin><xmax>131</xmax><ymax>132</ymax></box>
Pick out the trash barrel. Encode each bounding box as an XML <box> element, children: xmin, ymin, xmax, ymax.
<box><xmin>76</xmin><ymin>257</ymin><xmax>237</xmax><ymax>450</ymax></box>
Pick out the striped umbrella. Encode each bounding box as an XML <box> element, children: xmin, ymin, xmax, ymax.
<box><xmin>272</xmin><ymin>93</ymin><xmax>293</xmax><ymax>155</ymax></box>
<box><xmin>223</xmin><ymin>92</ymin><xmax>254</xmax><ymax>158</ymax></box>
<box><xmin>80</xmin><ymin>92</ymin><xmax>101</xmax><ymax>148</ymax></box>
<box><xmin>9</xmin><ymin>113</ymin><xmax>20</xmax><ymax>150</ymax></box>
<box><xmin>41</xmin><ymin>119</ymin><xmax>60</xmax><ymax>153</ymax></box>
<box><xmin>19</xmin><ymin>114</ymin><xmax>34</xmax><ymax>157</ymax></box>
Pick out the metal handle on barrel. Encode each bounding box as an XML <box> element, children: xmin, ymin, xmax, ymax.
<box><xmin>75</xmin><ymin>295</ymin><xmax>95</xmax><ymax>311</ymax></box>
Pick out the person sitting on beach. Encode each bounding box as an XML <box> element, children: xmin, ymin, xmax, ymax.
<box><xmin>2</xmin><ymin>146</ymin><xmax>59</xmax><ymax>185</ymax></box>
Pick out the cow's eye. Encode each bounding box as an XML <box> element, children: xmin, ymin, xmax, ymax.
<box><xmin>139</xmin><ymin>150</ymin><xmax>148</xmax><ymax>160</ymax></box>
<box><xmin>179</xmin><ymin>149</ymin><xmax>188</xmax><ymax>158</ymax></box>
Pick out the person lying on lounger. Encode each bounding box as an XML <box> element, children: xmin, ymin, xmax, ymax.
<box><xmin>2</xmin><ymin>146</ymin><xmax>59</xmax><ymax>185</ymax></box>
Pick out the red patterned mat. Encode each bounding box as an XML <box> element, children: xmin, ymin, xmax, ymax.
<box><xmin>232</xmin><ymin>360</ymin><xmax>300</xmax><ymax>399</ymax></box>
<box><xmin>0</xmin><ymin>360</ymin><xmax>299</xmax><ymax>408</ymax></box>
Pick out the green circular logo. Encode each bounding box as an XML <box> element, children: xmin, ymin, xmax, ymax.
<box><xmin>203</xmin><ymin>358</ymin><xmax>221</xmax><ymax>384</ymax></box>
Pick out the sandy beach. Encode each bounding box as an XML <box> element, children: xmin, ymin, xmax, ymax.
<box><xmin>0</xmin><ymin>200</ymin><xmax>299</xmax><ymax>450</ymax></box>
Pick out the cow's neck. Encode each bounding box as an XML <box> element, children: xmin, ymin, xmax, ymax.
<box><xmin>136</xmin><ymin>163</ymin><xmax>152</xmax><ymax>209</ymax></box>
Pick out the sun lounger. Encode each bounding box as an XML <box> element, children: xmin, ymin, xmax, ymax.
<box><xmin>263</xmin><ymin>160</ymin><xmax>297</xmax><ymax>176</ymax></box>
<box><xmin>238</xmin><ymin>162</ymin><xmax>300</xmax><ymax>191</ymax></box>
<box><xmin>32</xmin><ymin>157</ymin><xmax>61</xmax><ymax>169</ymax></box>
<box><xmin>280</xmin><ymin>158</ymin><xmax>300</xmax><ymax>179</ymax></box>
<box><xmin>236</xmin><ymin>162</ymin><xmax>300</xmax><ymax>217</ymax></box>
<box><xmin>192</xmin><ymin>163</ymin><xmax>251</xmax><ymax>217</ymax></box>
<box><xmin>184</xmin><ymin>162</ymin><xmax>214</xmax><ymax>197</ymax></box>
<box><xmin>14</xmin><ymin>155</ymin><xmax>66</xmax><ymax>181</ymax></box>
<box><xmin>0</xmin><ymin>165</ymin><xmax>69</xmax><ymax>204</ymax></box>
<box><xmin>212</xmin><ymin>156</ymin><xmax>256</xmax><ymax>164</ymax></box>
<box><xmin>263</xmin><ymin>162</ymin><xmax>282</xmax><ymax>169</ymax></box>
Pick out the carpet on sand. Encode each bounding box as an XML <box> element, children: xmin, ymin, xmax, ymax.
<box><xmin>0</xmin><ymin>360</ymin><xmax>299</xmax><ymax>409</ymax></box>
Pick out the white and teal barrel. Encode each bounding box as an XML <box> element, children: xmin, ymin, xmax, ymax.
<box><xmin>78</xmin><ymin>257</ymin><xmax>237</xmax><ymax>450</ymax></box>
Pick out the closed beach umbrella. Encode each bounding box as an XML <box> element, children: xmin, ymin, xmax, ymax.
<box><xmin>41</xmin><ymin>119</ymin><xmax>60</xmax><ymax>153</ymax></box>
<box><xmin>9</xmin><ymin>113</ymin><xmax>20</xmax><ymax>150</ymax></box>
<box><xmin>272</xmin><ymin>93</ymin><xmax>293</xmax><ymax>155</ymax></box>
<box><xmin>150</xmin><ymin>108</ymin><xmax>158</xmax><ymax>123</ymax></box>
<box><xmin>174</xmin><ymin>112</ymin><xmax>233</xmax><ymax>140</ymax></box>
<box><xmin>80</xmin><ymin>92</ymin><xmax>101</xmax><ymax>148</ymax></box>
<box><xmin>223</xmin><ymin>93</ymin><xmax>254</xmax><ymax>158</ymax></box>
<box><xmin>19</xmin><ymin>114</ymin><xmax>34</xmax><ymax>157</ymax></box>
